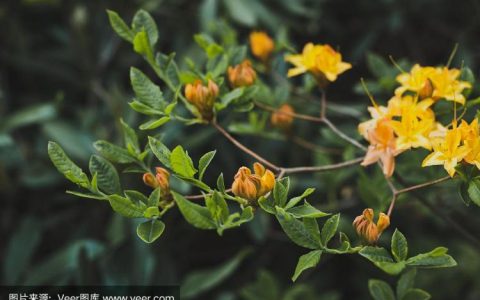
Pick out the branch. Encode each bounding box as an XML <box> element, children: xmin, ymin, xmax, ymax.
<box><xmin>212</xmin><ymin>120</ymin><xmax>281</xmax><ymax>171</ymax></box>
<box><xmin>283</xmin><ymin>157</ymin><xmax>364</xmax><ymax>174</ymax></box>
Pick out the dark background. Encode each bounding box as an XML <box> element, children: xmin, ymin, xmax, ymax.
<box><xmin>1</xmin><ymin>0</ymin><xmax>480</xmax><ymax>299</ymax></box>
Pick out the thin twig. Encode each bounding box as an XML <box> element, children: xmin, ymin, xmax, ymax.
<box><xmin>254</xmin><ymin>101</ymin><xmax>324</xmax><ymax>122</ymax></box>
<box><xmin>387</xmin><ymin>176</ymin><xmax>450</xmax><ymax>216</ymax></box>
<box><xmin>186</xmin><ymin>188</ymin><xmax>233</xmax><ymax>200</ymax></box>
<box><xmin>282</xmin><ymin>157</ymin><xmax>364</xmax><ymax>174</ymax></box>
<box><xmin>322</xmin><ymin>118</ymin><xmax>367</xmax><ymax>151</ymax></box>
<box><xmin>320</xmin><ymin>89</ymin><xmax>327</xmax><ymax>119</ymax></box>
<box><xmin>212</xmin><ymin>120</ymin><xmax>281</xmax><ymax>171</ymax></box>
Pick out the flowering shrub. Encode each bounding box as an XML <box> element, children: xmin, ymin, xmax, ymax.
<box><xmin>47</xmin><ymin>9</ymin><xmax>480</xmax><ymax>297</ymax></box>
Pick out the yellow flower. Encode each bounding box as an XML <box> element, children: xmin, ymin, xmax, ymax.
<box><xmin>249</xmin><ymin>31</ymin><xmax>275</xmax><ymax>62</ymax></box>
<box><xmin>460</xmin><ymin>119</ymin><xmax>480</xmax><ymax>168</ymax></box>
<box><xmin>389</xmin><ymin>104</ymin><xmax>434</xmax><ymax>150</ymax></box>
<box><xmin>184</xmin><ymin>79</ymin><xmax>219</xmax><ymax>121</ymax></box>
<box><xmin>271</xmin><ymin>104</ymin><xmax>295</xmax><ymax>130</ymax></box>
<box><xmin>361</xmin><ymin>118</ymin><xmax>401</xmax><ymax>177</ymax></box>
<box><xmin>430</xmin><ymin>67</ymin><xmax>471</xmax><ymax>105</ymax></box>
<box><xmin>227</xmin><ymin>60</ymin><xmax>257</xmax><ymax>87</ymax></box>
<box><xmin>422</xmin><ymin>126</ymin><xmax>470</xmax><ymax>177</ymax></box>
<box><xmin>353</xmin><ymin>208</ymin><xmax>390</xmax><ymax>244</ymax></box>
<box><xmin>395</xmin><ymin>64</ymin><xmax>471</xmax><ymax>105</ymax></box>
<box><xmin>358</xmin><ymin>105</ymin><xmax>389</xmax><ymax>140</ymax></box>
<box><xmin>232</xmin><ymin>162</ymin><xmax>275</xmax><ymax>201</ymax></box>
<box><xmin>386</xmin><ymin>95</ymin><xmax>435</xmax><ymax>120</ymax></box>
<box><xmin>395</xmin><ymin>64</ymin><xmax>436</xmax><ymax>97</ymax></box>
<box><xmin>285</xmin><ymin>43</ymin><xmax>351</xmax><ymax>83</ymax></box>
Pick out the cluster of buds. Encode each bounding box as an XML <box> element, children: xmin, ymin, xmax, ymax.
<box><xmin>184</xmin><ymin>79</ymin><xmax>219</xmax><ymax>121</ymax></box>
<box><xmin>143</xmin><ymin>167</ymin><xmax>171</xmax><ymax>200</ymax></box>
<box><xmin>249</xmin><ymin>31</ymin><xmax>275</xmax><ymax>63</ymax></box>
<box><xmin>270</xmin><ymin>104</ymin><xmax>295</xmax><ymax>130</ymax></box>
<box><xmin>231</xmin><ymin>162</ymin><xmax>275</xmax><ymax>202</ymax></box>
<box><xmin>352</xmin><ymin>208</ymin><xmax>390</xmax><ymax>244</ymax></box>
<box><xmin>228</xmin><ymin>60</ymin><xmax>257</xmax><ymax>88</ymax></box>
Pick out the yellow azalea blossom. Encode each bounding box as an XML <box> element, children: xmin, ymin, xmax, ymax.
<box><xmin>231</xmin><ymin>162</ymin><xmax>275</xmax><ymax>201</ymax></box>
<box><xmin>353</xmin><ymin>208</ymin><xmax>390</xmax><ymax>244</ymax></box>
<box><xmin>184</xmin><ymin>79</ymin><xmax>219</xmax><ymax>121</ymax></box>
<box><xmin>460</xmin><ymin>119</ymin><xmax>480</xmax><ymax>168</ymax></box>
<box><xmin>285</xmin><ymin>43</ymin><xmax>351</xmax><ymax>83</ymax></box>
<box><xmin>395</xmin><ymin>64</ymin><xmax>436</xmax><ymax>97</ymax></box>
<box><xmin>358</xmin><ymin>105</ymin><xmax>390</xmax><ymax>140</ymax></box>
<box><xmin>422</xmin><ymin>126</ymin><xmax>470</xmax><ymax>177</ymax></box>
<box><xmin>389</xmin><ymin>105</ymin><xmax>434</xmax><ymax>150</ymax></box>
<box><xmin>271</xmin><ymin>104</ymin><xmax>295</xmax><ymax>130</ymax></box>
<box><xmin>386</xmin><ymin>95</ymin><xmax>435</xmax><ymax>120</ymax></box>
<box><xmin>227</xmin><ymin>60</ymin><xmax>257</xmax><ymax>87</ymax></box>
<box><xmin>249</xmin><ymin>31</ymin><xmax>275</xmax><ymax>62</ymax></box>
<box><xmin>395</xmin><ymin>64</ymin><xmax>471</xmax><ymax>105</ymax></box>
<box><xmin>429</xmin><ymin>67</ymin><xmax>471</xmax><ymax>105</ymax></box>
<box><xmin>361</xmin><ymin>118</ymin><xmax>401</xmax><ymax>177</ymax></box>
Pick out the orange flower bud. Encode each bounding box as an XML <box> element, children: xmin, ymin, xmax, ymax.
<box><xmin>155</xmin><ymin>167</ymin><xmax>170</xmax><ymax>192</ymax></box>
<box><xmin>232</xmin><ymin>162</ymin><xmax>275</xmax><ymax>202</ymax></box>
<box><xmin>270</xmin><ymin>104</ymin><xmax>295</xmax><ymax>130</ymax></box>
<box><xmin>249</xmin><ymin>31</ymin><xmax>275</xmax><ymax>62</ymax></box>
<box><xmin>352</xmin><ymin>208</ymin><xmax>390</xmax><ymax>244</ymax></box>
<box><xmin>143</xmin><ymin>172</ymin><xmax>159</xmax><ymax>188</ymax></box>
<box><xmin>184</xmin><ymin>79</ymin><xmax>219</xmax><ymax>121</ymax></box>
<box><xmin>418</xmin><ymin>78</ymin><xmax>434</xmax><ymax>99</ymax></box>
<box><xmin>228</xmin><ymin>60</ymin><xmax>257</xmax><ymax>88</ymax></box>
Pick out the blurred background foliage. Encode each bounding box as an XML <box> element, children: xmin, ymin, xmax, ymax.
<box><xmin>1</xmin><ymin>0</ymin><xmax>480</xmax><ymax>299</ymax></box>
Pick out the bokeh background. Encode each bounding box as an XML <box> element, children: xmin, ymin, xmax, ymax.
<box><xmin>1</xmin><ymin>0</ymin><xmax>480</xmax><ymax>299</ymax></box>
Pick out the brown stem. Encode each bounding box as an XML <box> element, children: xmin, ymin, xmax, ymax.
<box><xmin>282</xmin><ymin>157</ymin><xmax>364</xmax><ymax>174</ymax></box>
<box><xmin>320</xmin><ymin>89</ymin><xmax>327</xmax><ymax>119</ymax></box>
<box><xmin>212</xmin><ymin>120</ymin><xmax>281</xmax><ymax>171</ymax></box>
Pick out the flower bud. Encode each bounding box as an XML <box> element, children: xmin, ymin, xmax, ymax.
<box><xmin>232</xmin><ymin>162</ymin><xmax>275</xmax><ymax>202</ymax></box>
<box><xmin>228</xmin><ymin>60</ymin><xmax>257</xmax><ymax>88</ymax></box>
<box><xmin>353</xmin><ymin>208</ymin><xmax>390</xmax><ymax>244</ymax></box>
<box><xmin>271</xmin><ymin>104</ymin><xmax>295</xmax><ymax>130</ymax></box>
<box><xmin>143</xmin><ymin>172</ymin><xmax>159</xmax><ymax>188</ymax></box>
<box><xmin>249</xmin><ymin>31</ymin><xmax>275</xmax><ymax>62</ymax></box>
<box><xmin>184</xmin><ymin>79</ymin><xmax>219</xmax><ymax>121</ymax></box>
<box><xmin>155</xmin><ymin>167</ymin><xmax>171</xmax><ymax>193</ymax></box>
<box><xmin>418</xmin><ymin>78</ymin><xmax>434</xmax><ymax>99</ymax></box>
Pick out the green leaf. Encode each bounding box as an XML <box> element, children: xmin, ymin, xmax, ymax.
<box><xmin>360</xmin><ymin>246</ymin><xmax>406</xmax><ymax>275</ymax></box>
<box><xmin>258</xmin><ymin>196</ymin><xmax>276</xmax><ymax>214</ymax></box>
<box><xmin>89</xmin><ymin>155</ymin><xmax>121</xmax><ymax>195</ymax></box>
<box><xmin>120</xmin><ymin>119</ymin><xmax>140</xmax><ymax>154</ymax></box>
<box><xmin>148</xmin><ymin>136</ymin><xmax>171</xmax><ymax>168</ymax></box>
<box><xmin>320</xmin><ymin>213</ymin><xmax>340</xmax><ymax>247</ymax></box>
<box><xmin>181</xmin><ymin>249</ymin><xmax>251</xmax><ymax>299</ymax></box>
<box><xmin>131</xmin><ymin>9</ymin><xmax>158</xmax><ymax>46</ymax></box>
<box><xmin>198</xmin><ymin>150</ymin><xmax>216</xmax><ymax>181</ymax></box>
<box><xmin>402</xmin><ymin>289</ymin><xmax>431</xmax><ymax>300</ymax></box>
<box><xmin>148</xmin><ymin>188</ymin><xmax>161</xmax><ymax>207</ymax></box>
<box><xmin>369</xmin><ymin>279</ymin><xmax>395</xmax><ymax>300</ymax></box>
<box><xmin>130</xmin><ymin>67</ymin><xmax>165</xmax><ymax>110</ymax></box>
<box><xmin>106</xmin><ymin>10</ymin><xmax>134</xmax><ymax>42</ymax></box>
<box><xmin>171</xmin><ymin>145</ymin><xmax>197</xmax><ymax>178</ymax></box>
<box><xmin>133</xmin><ymin>30</ymin><xmax>153</xmax><ymax>59</ymax></box>
<box><xmin>48</xmin><ymin>141</ymin><xmax>89</xmax><ymax>187</ymax></box>
<box><xmin>218</xmin><ymin>87</ymin><xmax>245</xmax><ymax>109</ymax></box>
<box><xmin>108</xmin><ymin>195</ymin><xmax>145</xmax><ymax>218</ymax></box>
<box><xmin>392</xmin><ymin>229</ymin><xmax>408</xmax><ymax>262</ymax></box>
<box><xmin>216</xmin><ymin>173</ymin><xmax>225</xmax><ymax>192</ymax></box>
<box><xmin>285</xmin><ymin>188</ymin><xmax>315</xmax><ymax>209</ymax></box>
<box><xmin>467</xmin><ymin>178</ymin><xmax>480</xmax><ymax>206</ymax></box>
<box><xmin>4</xmin><ymin>217</ymin><xmax>42</xmax><ymax>284</ymax></box>
<box><xmin>396</xmin><ymin>268</ymin><xmax>416</xmax><ymax>300</ymax></box>
<box><xmin>275</xmin><ymin>207</ymin><xmax>320</xmax><ymax>249</ymax></box>
<box><xmin>205</xmin><ymin>191</ymin><xmax>229</xmax><ymax>223</ymax></box>
<box><xmin>125</xmin><ymin>190</ymin><xmax>149</xmax><ymax>205</ymax></box>
<box><xmin>172</xmin><ymin>191</ymin><xmax>216</xmax><ymax>229</ymax></box>
<box><xmin>129</xmin><ymin>100</ymin><xmax>163</xmax><ymax>116</ymax></box>
<box><xmin>287</xmin><ymin>202</ymin><xmax>330</xmax><ymax>218</ymax></box>
<box><xmin>2</xmin><ymin>103</ymin><xmax>56</xmax><ymax>132</ymax></box>
<box><xmin>94</xmin><ymin>140</ymin><xmax>136</xmax><ymax>164</ymax></box>
<box><xmin>139</xmin><ymin>117</ymin><xmax>170</xmax><ymax>130</ymax></box>
<box><xmin>136</xmin><ymin>219</ymin><xmax>165</xmax><ymax>243</ymax></box>
<box><xmin>406</xmin><ymin>247</ymin><xmax>457</xmax><ymax>268</ymax></box>
<box><xmin>194</xmin><ymin>33</ymin><xmax>224</xmax><ymax>58</ymax></box>
<box><xmin>458</xmin><ymin>181</ymin><xmax>471</xmax><ymax>206</ymax></box>
<box><xmin>291</xmin><ymin>250</ymin><xmax>322</xmax><ymax>282</ymax></box>
<box><xmin>273</xmin><ymin>178</ymin><xmax>289</xmax><ymax>207</ymax></box>
<box><xmin>66</xmin><ymin>191</ymin><xmax>106</xmax><ymax>200</ymax></box>
<box><xmin>218</xmin><ymin>207</ymin><xmax>254</xmax><ymax>235</ymax></box>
